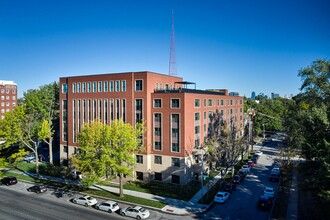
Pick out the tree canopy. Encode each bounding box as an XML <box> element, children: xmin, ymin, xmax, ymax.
<box><xmin>73</xmin><ymin>119</ymin><xmax>145</xmax><ymax>197</ymax></box>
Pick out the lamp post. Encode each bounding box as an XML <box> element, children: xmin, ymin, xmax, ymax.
<box><xmin>263</xmin><ymin>124</ymin><xmax>265</xmax><ymax>139</ymax></box>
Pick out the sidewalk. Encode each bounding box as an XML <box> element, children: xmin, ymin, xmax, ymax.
<box><xmin>9</xmin><ymin>168</ymin><xmax>219</xmax><ymax>215</ymax></box>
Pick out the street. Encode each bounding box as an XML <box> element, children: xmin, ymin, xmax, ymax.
<box><xmin>0</xmin><ymin>180</ymin><xmax>192</xmax><ymax>220</ymax></box>
<box><xmin>196</xmin><ymin>140</ymin><xmax>281</xmax><ymax>220</ymax></box>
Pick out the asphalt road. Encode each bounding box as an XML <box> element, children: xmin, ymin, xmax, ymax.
<box><xmin>196</xmin><ymin>140</ymin><xmax>281</xmax><ymax>220</ymax></box>
<box><xmin>0</xmin><ymin>181</ymin><xmax>192</xmax><ymax>220</ymax></box>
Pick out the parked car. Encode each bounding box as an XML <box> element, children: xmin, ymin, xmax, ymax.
<box><xmin>263</xmin><ymin>187</ymin><xmax>275</xmax><ymax>198</ymax></box>
<box><xmin>252</xmin><ymin>155</ymin><xmax>259</xmax><ymax>163</ymax></box>
<box><xmin>271</xmin><ymin>167</ymin><xmax>281</xmax><ymax>175</ymax></box>
<box><xmin>247</xmin><ymin>160</ymin><xmax>255</xmax><ymax>167</ymax></box>
<box><xmin>27</xmin><ymin>185</ymin><xmax>47</xmax><ymax>193</ymax></box>
<box><xmin>232</xmin><ymin>175</ymin><xmax>242</xmax><ymax>184</ymax></box>
<box><xmin>241</xmin><ymin>164</ymin><xmax>251</xmax><ymax>173</ymax></box>
<box><xmin>95</xmin><ymin>200</ymin><xmax>120</xmax><ymax>213</ymax></box>
<box><xmin>23</xmin><ymin>154</ymin><xmax>36</xmax><ymax>163</ymax></box>
<box><xmin>120</xmin><ymin>206</ymin><xmax>150</xmax><ymax>219</ymax></box>
<box><xmin>72</xmin><ymin>196</ymin><xmax>97</xmax><ymax>207</ymax></box>
<box><xmin>238</xmin><ymin>169</ymin><xmax>247</xmax><ymax>178</ymax></box>
<box><xmin>254</xmin><ymin>150</ymin><xmax>263</xmax><ymax>156</ymax></box>
<box><xmin>258</xmin><ymin>194</ymin><xmax>273</xmax><ymax>210</ymax></box>
<box><xmin>269</xmin><ymin>173</ymin><xmax>280</xmax><ymax>182</ymax></box>
<box><xmin>1</xmin><ymin>176</ymin><xmax>18</xmax><ymax>185</ymax></box>
<box><xmin>214</xmin><ymin>191</ymin><xmax>230</xmax><ymax>203</ymax></box>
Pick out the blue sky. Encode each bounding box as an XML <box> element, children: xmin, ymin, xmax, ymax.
<box><xmin>0</xmin><ymin>0</ymin><xmax>329</xmax><ymax>98</ymax></box>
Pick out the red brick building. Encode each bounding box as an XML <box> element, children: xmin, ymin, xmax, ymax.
<box><xmin>0</xmin><ymin>80</ymin><xmax>17</xmax><ymax>120</ymax></box>
<box><xmin>59</xmin><ymin>71</ymin><xmax>244</xmax><ymax>184</ymax></box>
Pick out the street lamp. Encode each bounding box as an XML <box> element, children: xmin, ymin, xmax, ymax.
<box><xmin>263</xmin><ymin>124</ymin><xmax>265</xmax><ymax>139</ymax></box>
<box><xmin>200</xmin><ymin>148</ymin><xmax>204</xmax><ymax>203</ymax></box>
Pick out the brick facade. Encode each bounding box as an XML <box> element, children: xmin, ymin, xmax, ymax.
<box><xmin>59</xmin><ymin>71</ymin><xmax>244</xmax><ymax>185</ymax></box>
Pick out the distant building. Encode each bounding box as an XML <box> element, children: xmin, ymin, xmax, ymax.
<box><xmin>0</xmin><ymin>80</ymin><xmax>17</xmax><ymax>120</ymax></box>
<box><xmin>271</xmin><ymin>93</ymin><xmax>280</xmax><ymax>99</ymax></box>
<box><xmin>59</xmin><ymin>71</ymin><xmax>245</xmax><ymax>185</ymax></box>
<box><xmin>251</xmin><ymin>91</ymin><xmax>256</xmax><ymax>100</ymax></box>
<box><xmin>229</xmin><ymin>92</ymin><xmax>239</xmax><ymax>96</ymax></box>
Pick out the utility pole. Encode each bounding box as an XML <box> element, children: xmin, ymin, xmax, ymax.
<box><xmin>248</xmin><ymin>109</ymin><xmax>255</xmax><ymax>152</ymax></box>
<box><xmin>263</xmin><ymin>124</ymin><xmax>265</xmax><ymax>139</ymax></box>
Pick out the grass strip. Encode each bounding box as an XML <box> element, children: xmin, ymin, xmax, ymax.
<box><xmin>84</xmin><ymin>189</ymin><xmax>166</xmax><ymax>209</ymax></box>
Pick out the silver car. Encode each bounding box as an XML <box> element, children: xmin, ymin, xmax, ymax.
<box><xmin>120</xmin><ymin>206</ymin><xmax>150</xmax><ymax>219</ymax></box>
<box><xmin>95</xmin><ymin>200</ymin><xmax>120</xmax><ymax>213</ymax></box>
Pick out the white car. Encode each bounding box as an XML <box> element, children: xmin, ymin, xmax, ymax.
<box><xmin>263</xmin><ymin>187</ymin><xmax>275</xmax><ymax>198</ymax></box>
<box><xmin>214</xmin><ymin>191</ymin><xmax>230</xmax><ymax>203</ymax></box>
<box><xmin>72</xmin><ymin>195</ymin><xmax>97</xmax><ymax>207</ymax></box>
<box><xmin>95</xmin><ymin>200</ymin><xmax>120</xmax><ymax>213</ymax></box>
<box><xmin>241</xmin><ymin>164</ymin><xmax>250</xmax><ymax>173</ymax></box>
<box><xmin>255</xmin><ymin>150</ymin><xmax>263</xmax><ymax>156</ymax></box>
<box><xmin>120</xmin><ymin>206</ymin><xmax>150</xmax><ymax>219</ymax></box>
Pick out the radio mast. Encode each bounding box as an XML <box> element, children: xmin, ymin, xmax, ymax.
<box><xmin>169</xmin><ymin>10</ymin><xmax>177</xmax><ymax>76</ymax></box>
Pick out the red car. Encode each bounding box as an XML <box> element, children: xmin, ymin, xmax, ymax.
<box><xmin>247</xmin><ymin>160</ymin><xmax>255</xmax><ymax>167</ymax></box>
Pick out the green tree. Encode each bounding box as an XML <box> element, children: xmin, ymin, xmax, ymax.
<box><xmin>73</xmin><ymin>120</ymin><xmax>145</xmax><ymax>197</ymax></box>
<box><xmin>0</xmin><ymin>105</ymin><xmax>41</xmax><ymax>175</ymax></box>
<box><xmin>205</xmin><ymin>110</ymin><xmax>246</xmax><ymax>175</ymax></box>
<box><xmin>24</xmin><ymin>82</ymin><xmax>59</xmax><ymax>164</ymax></box>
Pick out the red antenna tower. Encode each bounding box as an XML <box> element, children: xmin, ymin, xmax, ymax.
<box><xmin>169</xmin><ymin>10</ymin><xmax>177</xmax><ymax>76</ymax></box>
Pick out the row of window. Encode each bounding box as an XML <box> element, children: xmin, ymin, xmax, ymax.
<box><xmin>194</xmin><ymin>98</ymin><xmax>242</xmax><ymax>108</ymax></box>
<box><xmin>1</xmin><ymin>96</ymin><xmax>16</xmax><ymax>100</ymax></box>
<box><xmin>1</xmin><ymin>102</ymin><xmax>16</xmax><ymax>107</ymax></box>
<box><xmin>62</xmin><ymin>79</ymin><xmax>144</xmax><ymax>94</ymax></box>
<box><xmin>136</xmin><ymin>154</ymin><xmax>180</xmax><ymax>166</ymax></box>
<box><xmin>1</xmin><ymin>109</ymin><xmax>11</xmax><ymax>113</ymax></box>
<box><xmin>153</xmin><ymin>98</ymin><xmax>243</xmax><ymax>109</ymax></box>
<box><xmin>0</xmin><ymin>89</ymin><xmax>16</xmax><ymax>94</ymax></box>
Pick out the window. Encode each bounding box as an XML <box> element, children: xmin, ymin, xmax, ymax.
<box><xmin>195</xmin><ymin>99</ymin><xmax>200</xmax><ymax>107</ymax></box>
<box><xmin>82</xmin><ymin>82</ymin><xmax>86</xmax><ymax>92</ymax></box>
<box><xmin>204</xmin><ymin>99</ymin><xmax>206</xmax><ymax>107</ymax></box>
<box><xmin>208</xmin><ymin>99</ymin><xmax>212</xmax><ymax>107</ymax></box>
<box><xmin>135</xmin><ymin>80</ymin><xmax>143</xmax><ymax>91</ymax></box>
<box><xmin>121</xmin><ymin>80</ymin><xmax>126</xmax><ymax>91</ymax></box>
<box><xmin>136</xmin><ymin>155</ymin><xmax>143</xmax><ymax>164</ymax></box>
<box><xmin>77</xmin><ymin>83</ymin><xmax>81</xmax><ymax>93</ymax></box>
<box><xmin>154</xmin><ymin>172</ymin><xmax>162</xmax><ymax>181</ymax></box>
<box><xmin>109</xmin><ymin>81</ymin><xmax>114</xmax><ymax>92</ymax></box>
<box><xmin>104</xmin><ymin>81</ymin><xmax>108</xmax><ymax>92</ymax></box>
<box><xmin>155</xmin><ymin>83</ymin><xmax>159</xmax><ymax>90</ymax></box>
<box><xmin>87</xmin><ymin>82</ymin><xmax>91</xmax><ymax>92</ymax></box>
<box><xmin>171</xmin><ymin>99</ymin><xmax>180</xmax><ymax>108</ymax></box>
<box><xmin>195</xmin><ymin>125</ymin><xmax>200</xmax><ymax>134</ymax></box>
<box><xmin>72</xmin><ymin>83</ymin><xmax>76</xmax><ymax>93</ymax></box>
<box><xmin>171</xmin><ymin>174</ymin><xmax>180</xmax><ymax>184</ymax></box>
<box><xmin>63</xmin><ymin>146</ymin><xmax>68</xmax><ymax>153</ymax></box>
<box><xmin>154</xmin><ymin>141</ymin><xmax>162</xmax><ymax>151</ymax></box>
<box><xmin>135</xmin><ymin>99</ymin><xmax>143</xmax><ymax>123</ymax></box>
<box><xmin>154</xmin><ymin>99</ymin><xmax>162</xmax><ymax>108</ymax></box>
<box><xmin>98</xmin><ymin>81</ymin><xmax>102</xmax><ymax>92</ymax></box>
<box><xmin>172</xmin><ymin>142</ymin><xmax>179</xmax><ymax>152</ymax></box>
<box><xmin>154</xmin><ymin>156</ymin><xmax>162</xmax><ymax>164</ymax></box>
<box><xmin>172</xmin><ymin>158</ymin><xmax>180</xmax><ymax>167</ymax></box>
<box><xmin>115</xmin><ymin>80</ymin><xmax>120</xmax><ymax>92</ymax></box>
<box><xmin>136</xmin><ymin>171</ymin><xmax>143</xmax><ymax>180</ymax></box>
<box><xmin>195</xmin><ymin>112</ymin><xmax>200</xmax><ymax>121</ymax></box>
<box><xmin>93</xmin><ymin>82</ymin><xmax>97</xmax><ymax>92</ymax></box>
<box><xmin>62</xmin><ymin>83</ymin><xmax>68</xmax><ymax>93</ymax></box>
<box><xmin>230</xmin><ymin>100</ymin><xmax>233</xmax><ymax>105</ymax></box>
<box><xmin>154</xmin><ymin>127</ymin><xmax>161</xmax><ymax>136</ymax></box>
<box><xmin>221</xmin><ymin>100</ymin><xmax>224</xmax><ymax>106</ymax></box>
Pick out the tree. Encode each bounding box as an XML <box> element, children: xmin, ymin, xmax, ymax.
<box><xmin>24</xmin><ymin>82</ymin><xmax>59</xmax><ymax>164</ymax></box>
<box><xmin>0</xmin><ymin>105</ymin><xmax>41</xmax><ymax>175</ymax></box>
<box><xmin>73</xmin><ymin>120</ymin><xmax>145</xmax><ymax>197</ymax></box>
<box><xmin>204</xmin><ymin>110</ymin><xmax>246</xmax><ymax>175</ymax></box>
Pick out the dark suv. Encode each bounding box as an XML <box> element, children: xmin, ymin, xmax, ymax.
<box><xmin>1</xmin><ymin>176</ymin><xmax>18</xmax><ymax>185</ymax></box>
